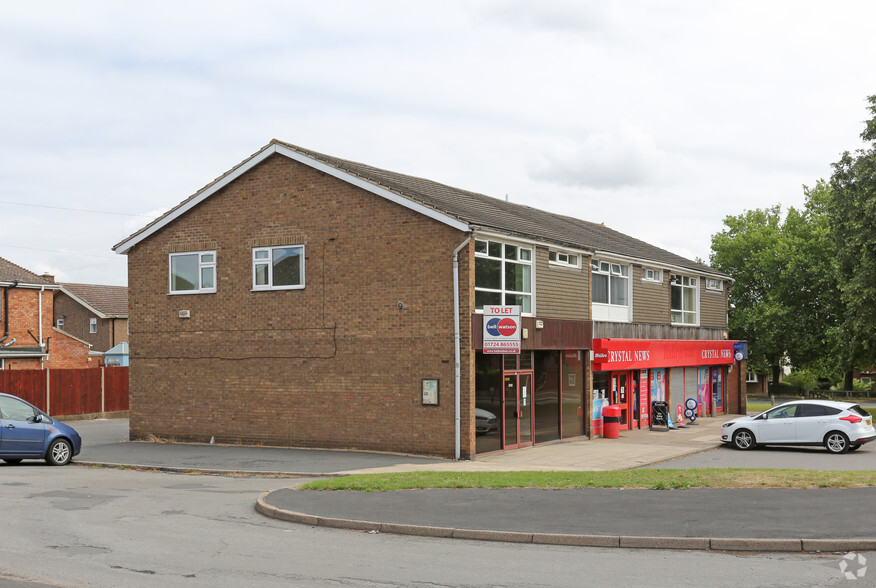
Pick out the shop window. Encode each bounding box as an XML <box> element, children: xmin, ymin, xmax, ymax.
<box><xmin>170</xmin><ymin>251</ymin><xmax>216</xmax><ymax>294</ymax></box>
<box><xmin>670</xmin><ymin>274</ymin><xmax>698</xmax><ymax>325</ymax></box>
<box><xmin>475</xmin><ymin>239</ymin><xmax>532</xmax><ymax>313</ymax></box>
<box><xmin>475</xmin><ymin>353</ymin><xmax>503</xmax><ymax>455</ymax></box>
<box><xmin>591</xmin><ymin>260</ymin><xmax>630</xmax><ymax>322</ymax></box>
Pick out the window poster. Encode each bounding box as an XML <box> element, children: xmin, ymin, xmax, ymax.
<box><xmin>650</xmin><ymin>368</ymin><xmax>665</xmax><ymax>401</ymax></box>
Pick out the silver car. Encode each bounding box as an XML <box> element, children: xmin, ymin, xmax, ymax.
<box><xmin>722</xmin><ymin>400</ymin><xmax>876</xmax><ymax>454</ymax></box>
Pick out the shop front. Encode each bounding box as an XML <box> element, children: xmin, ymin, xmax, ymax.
<box><xmin>592</xmin><ymin>338</ymin><xmax>738</xmax><ymax>432</ymax></box>
<box><xmin>473</xmin><ymin>314</ymin><xmax>592</xmax><ymax>455</ymax></box>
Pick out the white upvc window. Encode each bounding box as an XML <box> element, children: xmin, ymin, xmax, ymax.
<box><xmin>642</xmin><ymin>268</ymin><xmax>663</xmax><ymax>283</ymax></box>
<box><xmin>705</xmin><ymin>278</ymin><xmax>724</xmax><ymax>291</ymax></box>
<box><xmin>474</xmin><ymin>239</ymin><xmax>532</xmax><ymax>313</ymax></box>
<box><xmin>591</xmin><ymin>259</ymin><xmax>631</xmax><ymax>322</ymax></box>
<box><xmin>56</xmin><ymin>318</ymin><xmax>64</xmax><ymax>329</ymax></box>
<box><xmin>252</xmin><ymin>245</ymin><xmax>305</xmax><ymax>291</ymax></box>
<box><xmin>671</xmin><ymin>274</ymin><xmax>699</xmax><ymax>325</ymax></box>
<box><xmin>169</xmin><ymin>251</ymin><xmax>216</xmax><ymax>294</ymax></box>
<box><xmin>746</xmin><ymin>371</ymin><xmax>758</xmax><ymax>383</ymax></box>
<box><xmin>89</xmin><ymin>318</ymin><xmax>97</xmax><ymax>334</ymax></box>
<box><xmin>548</xmin><ymin>250</ymin><xmax>580</xmax><ymax>268</ymax></box>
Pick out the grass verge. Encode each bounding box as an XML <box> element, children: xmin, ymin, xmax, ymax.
<box><xmin>299</xmin><ymin>469</ymin><xmax>876</xmax><ymax>492</ymax></box>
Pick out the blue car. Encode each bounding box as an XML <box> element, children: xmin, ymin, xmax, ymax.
<box><xmin>0</xmin><ymin>392</ymin><xmax>82</xmax><ymax>465</ymax></box>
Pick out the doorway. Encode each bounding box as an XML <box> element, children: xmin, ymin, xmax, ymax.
<box><xmin>503</xmin><ymin>372</ymin><xmax>534</xmax><ymax>449</ymax></box>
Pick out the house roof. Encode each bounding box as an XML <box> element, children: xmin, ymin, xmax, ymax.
<box><xmin>0</xmin><ymin>256</ymin><xmax>57</xmax><ymax>287</ymax></box>
<box><xmin>113</xmin><ymin>140</ymin><xmax>728</xmax><ymax>278</ymax></box>
<box><xmin>59</xmin><ymin>283</ymin><xmax>129</xmax><ymax>318</ymax></box>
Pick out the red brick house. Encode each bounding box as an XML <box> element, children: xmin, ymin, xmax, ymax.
<box><xmin>0</xmin><ymin>258</ymin><xmax>91</xmax><ymax>370</ymax></box>
<box><xmin>114</xmin><ymin>140</ymin><xmax>743</xmax><ymax>458</ymax></box>
<box><xmin>54</xmin><ymin>283</ymin><xmax>129</xmax><ymax>354</ymax></box>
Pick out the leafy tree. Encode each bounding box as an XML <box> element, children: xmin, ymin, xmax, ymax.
<box><xmin>828</xmin><ymin>95</ymin><xmax>876</xmax><ymax>386</ymax></box>
<box><xmin>709</xmin><ymin>206</ymin><xmax>790</xmax><ymax>384</ymax></box>
<box><xmin>709</xmin><ymin>184</ymin><xmax>843</xmax><ymax>385</ymax></box>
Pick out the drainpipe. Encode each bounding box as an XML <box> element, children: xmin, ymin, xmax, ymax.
<box><xmin>39</xmin><ymin>286</ymin><xmax>45</xmax><ymax>346</ymax></box>
<box><xmin>1</xmin><ymin>280</ymin><xmax>19</xmax><ymax>346</ymax></box>
<box><xmin>452</xmin><ymin>235</ymin><xmax>471</xmax><ymax>461</ymax></box>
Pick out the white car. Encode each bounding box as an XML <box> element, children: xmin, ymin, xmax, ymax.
<box><xmin>475</xmin><ymin>408</ymin><xmax>498</xmax><ymax>435</ymax></box>
<box><xmin>722</xmin><ymin>400</ymin><xmax>876</xmax><ymax>454</ymax></box>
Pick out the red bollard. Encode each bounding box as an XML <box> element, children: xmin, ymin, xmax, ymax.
<box><xmin>603</xmin><ymin>405</ymin><xmax>621</xmax><ymax>439</ymax></box>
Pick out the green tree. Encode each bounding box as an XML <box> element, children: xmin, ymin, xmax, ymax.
<box><xmin>709</xmin><ymin>184</ymin><xmax>843</xmax><ymax>385</ymax></box>
<box><xmin>828</xmin><ymin>95</ymin><xmax>876</xmax><ymax>386</ymax></box>
<box><xmin>709</xmin><ymin>206</ymin><xmax>790</xmax><ymax>384</ymax></box>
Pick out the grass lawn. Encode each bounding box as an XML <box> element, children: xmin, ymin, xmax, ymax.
<box><xmin>300</xmin><ymin>469</ymin><xmax>876</xmax><ymax>492</ymax></box>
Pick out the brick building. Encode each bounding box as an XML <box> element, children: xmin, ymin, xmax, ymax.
<box><xmin>54</xmin><ymin>283</ymin><xmax>129</xmax><ymax>354</ymax></box>
<box><xmin>114</xmin><ymin>140</ymin><xmax>744</xmax><ymax>458</ymax></box>
<box><xmin>0</xmin><ymin>257</ymin><xmax>91</xmax><ymax>370</ymax></box>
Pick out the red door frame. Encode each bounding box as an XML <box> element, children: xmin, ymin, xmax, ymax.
<box><xmin>609</xmin><ymin>371</ymin><xmax>638</xmax><ymax>431</ymax></box>
<box><xmin>502</xmin><ymin>371</ymin><xmax>535</xmax><ymax>449</ymax></box>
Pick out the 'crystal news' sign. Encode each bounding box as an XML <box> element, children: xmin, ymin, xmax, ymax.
<box><xmin>482</xmin><ymin>306</ymin><xmax>521</xmax><ymax>354</ymax></box>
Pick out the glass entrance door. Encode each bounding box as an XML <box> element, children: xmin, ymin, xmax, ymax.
<box><xmin>611</xmin><ymin>372</ymin><xmax>631</xmax><ymax>430</ymax></box>
<box><xmin>503</xmin><ymin>372</ymin><xmax>533</xmax><ymax>449</ymax></box>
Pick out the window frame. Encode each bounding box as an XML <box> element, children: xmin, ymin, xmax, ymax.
<box><xmin>169</xmin><ymin>251</ymin><xmax>217</xmax><ymax>295</ymax></box>
<box><xmin>89</xmin><ymin>318</ymin><xmax>97</xmax><ymax>334</ymax></box>
<box><xmin>745</xmin><ymin>371</ymin><xmax>758</xmax><ymax>383</ymax></box>
<box><xmin>705</xmin><ymin>278</ymin><xmax>724</xmax><ymax>291</ymax></box>
<box><xmin>474</xmin><ymin>238</ymin><xmax>533</xmax><ymax>314</ymax></box>
<box><xmin>56</xmin><ymin>317</ymin><xmax>65</xmax><ymax>330</ymax></box>
<box><xmin>670</xmin><ymin>274</ymin><xmax>699</xmax><ymax>326</ymax></box>
<box><xmin>591</xmin><ymin>258</ymin><xmax>632</xmax><ymax>322</ymax></box>
<box><xmin>252</xmin><ymin>245</ymin><xmax>306</xmax><ymax>291</ymax></box>
<box><xmin>548</xmin><ymin>250</ymin><xmax>581</xmax><ymax>269</ymax></box>
<box><xmin>641</xmin><ymin>267</ymin><xmax>663</xmax><ymax>284</ymax></box>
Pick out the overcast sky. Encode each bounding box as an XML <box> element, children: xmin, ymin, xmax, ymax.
<box><xmin>1</xmin><ymin>1</ymin><xmax>873</xmax><ymax>286</ymax></box>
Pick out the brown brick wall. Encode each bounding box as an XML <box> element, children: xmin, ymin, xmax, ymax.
<box><xmin>1</xmin><ymin>288</ymin><xmax>89</xmax><ymax>369</ymax></box>
<box><xmin>53</xmin><ymin>292</ymin><xmax>121</xmax><ymax>351</ymax></box>
<box><xmin>127</xmin><ymin>154</ymin><xmax>475</xmax><ymax>458</ymax></box>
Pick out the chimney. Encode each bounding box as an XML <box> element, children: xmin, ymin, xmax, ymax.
<box><xmin>41</xmin><ymin>273</ymin><xmax>55</xmax><ymax>283</ymax></box>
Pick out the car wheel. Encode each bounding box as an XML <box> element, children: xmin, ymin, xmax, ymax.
<box><xmin>849</xmin><ymin>444</ymin><xmax>862</xmax><ymax>452</ymax></box>
<box><xmin>45</xmin><ymin>439</ymin><xmax>72</xmax><ymax>466</ymax></box>
<box><xmin>732</xmin><ymin>429</ymin><xmax>755</xmax><ymax>450</ymax></box>
<box><xmin>2</xmin><ymin>458</ymin><xmax>23</xmax><ymax>465</ymax></box>
<box><xmin>824</xmin><ymin>432</ymin><xmax>850</xmax><ymax>454</ymax></box>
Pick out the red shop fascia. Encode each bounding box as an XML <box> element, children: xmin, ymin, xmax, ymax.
<box><xmin>592</xmin><ymin>339</ymin><xmax>737</xmax><ymax>371</ymax></box>
<box><xmin>591</xmin><ymin>338</ymin><xmax>740</xmax><ymax>430</ymax></box>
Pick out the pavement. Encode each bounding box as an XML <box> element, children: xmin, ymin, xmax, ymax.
<box><xmin>69</xmin><ymin>416</ymin><xmax>876</xmax><ymax>553</ymax></box>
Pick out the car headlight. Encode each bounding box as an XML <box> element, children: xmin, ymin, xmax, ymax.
<box><xmin>722</xmin><ymin>422</ymin><xmax>735</xmax><ymax>428</ymax></box>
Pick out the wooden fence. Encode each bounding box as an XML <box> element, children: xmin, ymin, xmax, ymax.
<box><xmin>0</xmin><ymin>367</ymin><xmax>129</xmax><ymax>417</ymax></box>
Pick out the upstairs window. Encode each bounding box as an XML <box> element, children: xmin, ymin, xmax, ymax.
<box><xmin>89</xmin><ymin>318</ymin><xmax>97</xmax><ymax>334</ymax></box>
<box><xmin>56</xmin><ymin>317</ymin><xmax>64</xmax><ymax>330</ymax></box>
<box><xmin>642</xmin><ymin>268</ymin><xmax>663</xmax><ymax>283</ymax></box>
<box><xmin>475</xmin><ymin>239</ymin><xmax>532</xmax><ymax>313</ymax></box>
<box><xmin>591</xmin><ymin>260</ymin><xmax>630</xmax><ymax>321</ymax></box>
<box><xmin>170</xmin><ymin>251</ymin><xmax>216</xmax><ymax>294</ymax></box>
<box><xmin>671</xmin><ymin>274</ymin><xmax>698</xmax><ymax>325</ymax></box>
<box><xmin>253</xmin><ymin>245</ymin><xmax>305</xmax><ymax>291</ymax></box>
<box><xmin>548</xmin><ymin>250</ymin><xmax>580</xmax><ymax>268</ymax></box>
<box><xmin>705</xmin><ymin>278</ymin><xmax>724</xmax><ymax>291</ymax></box>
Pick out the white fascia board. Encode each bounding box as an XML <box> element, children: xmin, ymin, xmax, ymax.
<box><xmin>0</xmin><ymin>281</ymin><xmax>60</xmax><ymax>290</ymax></box>
<box><xmin>114</xmin><ymin>144</ymin><xmax>470</xmax><ymax>254</ymax></box>
<box><xmin>473</xmin><ymin>229</ymin><xmax>593</xmax><ymax>256</ymax></box>
<box><xmin>593</xmin><ymin>251</ymin><xmax>731</xmax><ymax>282</ymax></box>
